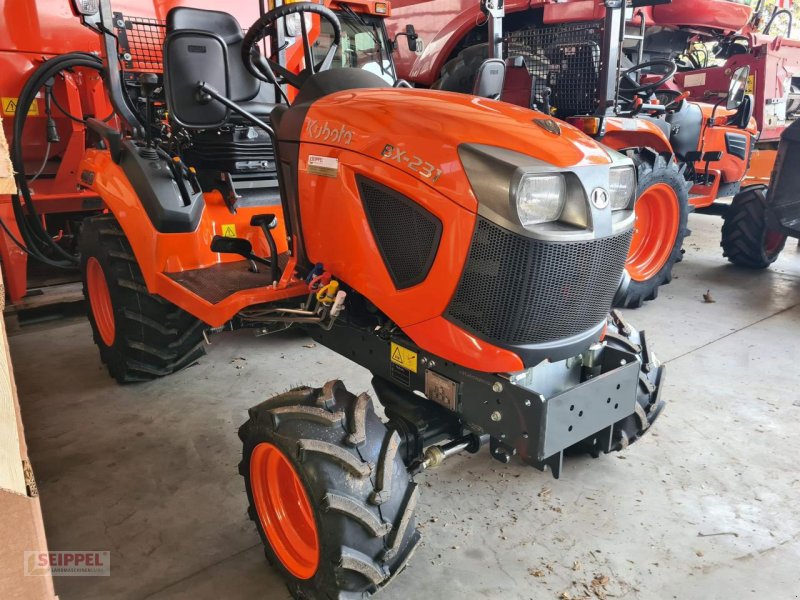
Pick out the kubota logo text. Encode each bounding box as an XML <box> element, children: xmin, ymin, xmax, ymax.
<box><xmin>306</xmin><ymin>120</ymin><xmax>353</xmax><ymax>145</ymax></box>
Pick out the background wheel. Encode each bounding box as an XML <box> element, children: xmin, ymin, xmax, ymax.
<box><xmin>721</xmin><ymin>185</ymin><xmax>787</xmax><ymax>269</ymax></box>
<box><xmin>432</xmin><ymin>43</ymin><xmax>488</xmax><ymax>93</ymax></box>
<box><xmin>79</xmin><ymin>214</ymin><xmax>206</xmax><ymax>383</ymax></box>
<box><xmin>615</xmin><ymin>150</ymin><xmax>691</xmax><ymax>308</ymax></box>
<box><xmin>239</xmin><ymin>381</ymin><xmax>421</xmax><ymax>600</ymax></box>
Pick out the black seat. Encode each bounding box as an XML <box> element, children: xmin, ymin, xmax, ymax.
<box><xmin>729</xmin><ymin>94</ymin><xmax>754</xmax><ymax>129</ymax></box>
<box><xmin>166</xmin><ymin>7</ymin><xmax>276</xmax><ymax>119</ymax></box>
<box><xmin>666</xmin><ymin>100</ymin><xmax>704</xmax><ymax>158</ymax></box>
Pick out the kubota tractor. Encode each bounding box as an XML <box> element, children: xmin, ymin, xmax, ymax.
<box><xmin>71</xmin><ymin>0</ymin><xmax>665</xmax><ymax>597</ymax></box>
<box><xmin>388</xmin><ymin>0</ymin><xmax>759</xmax><ymax>308</ymax></box>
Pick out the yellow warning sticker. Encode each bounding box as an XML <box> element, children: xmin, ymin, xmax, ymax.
<box><xmin>221</xmin><ymin>224</ymin><xmax>237</xmax><ymax>238</ymax></box>
<box><xmin>390</xmin><ymin>342</ymin><xmax>417</xmax><ymax>373</ymax></box>
<box><xmin>2</xmin><ymin>97</ymin><xmax>39</xmax><ymax>117</ymax></box>
<box><xmin>746</xmin><ymin>74</ymin><xmax>755</xmax><ymax>95</ymax></box>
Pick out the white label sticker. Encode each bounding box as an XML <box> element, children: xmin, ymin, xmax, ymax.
<box><xmin>307</xmin><ymin>155</ymin><xmax>339</xmax><ymax>178</ymax></box>
<box><xmin>683</xmin><ymin>73</ymin><xmax>706</xmax><ymax>87</ymax></box>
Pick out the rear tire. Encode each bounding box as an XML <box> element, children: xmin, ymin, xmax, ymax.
<box><xmin>433</xmin><ymin>43</ymin><xmax>488</xmax><ymax>92</ymax></box>
<box><xmin>239</xmin><ymin>381</ymin><xmax>421</xmax><ymax>600</ymax></box>
<box><xmin>615</xmin><ymin>150</ymin><xmax>690</xmax><ymax>308</ymax></box>
<box><xmin>79</xmin><ymin>215</ymin><xmax>206</xmax><ymax>383</ymax></box>
<box><xmin>721</xmin><ymin>185</ymin><xmax>787</xmax><ymax>269</ymax></box>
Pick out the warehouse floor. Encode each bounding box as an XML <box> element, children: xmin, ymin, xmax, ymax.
<box><xmin>10</xmin><ymin>212</ymin><xmax>800</xmax><ymax>600</ymax></box>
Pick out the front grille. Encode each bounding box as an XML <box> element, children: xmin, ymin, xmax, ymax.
<box><xmin>446</xmin><ymin>218</ymin><xmax>632</xmax><ymax>346</ymax></box>
<box><xmin>506</xmin><ymin>22</ymin><xmax>603</xmax><ymax>118</ymax></box>
<box><xmin>358</xmin><ymin>176</ymin><xmax>442</xmax><ymax>290</ymax></box>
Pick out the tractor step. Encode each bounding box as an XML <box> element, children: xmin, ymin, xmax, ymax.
<box><xmin>165</xmin><ymin>255</ymin><xmax>290</xmax><ymax>304</ymax></box>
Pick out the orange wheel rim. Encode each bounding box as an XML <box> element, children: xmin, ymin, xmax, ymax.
<box><xmin>86</xmin><ymin>257</ymin><xmax>115</xmax><ymax>346</ymax></box>
<box><xmin>250</xmin><ymin>442</ymin><xmax>319</xmax><ymax>580</ymax></box>
<box><xmin>764</xmin><ymin>230</ymin><xmax>786</xmax><ymax>255</ymax></box>
<box><xmin>626</xmin><ymin>183</ymin><xmax>681</xmax><ymax>282</ymax></box>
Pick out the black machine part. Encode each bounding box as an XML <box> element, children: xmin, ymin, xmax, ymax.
<box><xmin>117</xmin><ymin>140</ymin><xmax>205</xmax><ymax>233</ymax></box>
<box><xmin>309</xmin><ymin>314</ymin><xmax>665</xmax><ymax>479</ymax></box>
<box><xmin>765</xmin><ymin>118</ymin><xmax>800</xmax><ymax>237</ymax></box>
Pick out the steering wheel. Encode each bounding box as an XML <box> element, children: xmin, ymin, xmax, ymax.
<box><xmin>242</xmin><ymin>2</ymin><xmax>342</xmax><ymax>91</ymax></box>
<box><xmin>619</xmin><ymin>60</ymin><xmax>678</xmax><ymax>95</ymax></box>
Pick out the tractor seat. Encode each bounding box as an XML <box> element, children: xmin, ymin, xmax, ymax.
<box><xmin>166</xmin><ymin>7</ymin><xmax>278</xmax><ymax>120</ymax></box>
<box><xmin>666</xmin><ymin>100</ymin><xmax>703</xmax><ymax>159</ymax></box>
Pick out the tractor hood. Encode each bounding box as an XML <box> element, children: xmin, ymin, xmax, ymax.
<box><xmin>290</xmin><ymin>87</ymin><xmax>617</xmax><ymax>213</ymax></box>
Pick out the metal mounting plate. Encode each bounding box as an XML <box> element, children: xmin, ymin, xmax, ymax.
<box><xmin>540</xmin><ymin>360</ymin><xmax>639</xmax><ymax>459</ymax></box>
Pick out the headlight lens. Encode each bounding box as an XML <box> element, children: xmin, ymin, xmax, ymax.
<box><xmin>609</xmin><ymin>166</ymin><xmax>636</xmax><ymax>210</ymax></box>
<box><xmin>73</xmin><ymin>0</ymin><xmax>99</xmax><ymax>15</ymax></box>
<box><xmin>515</xmin><ymin>174</ymin><xmax>566</xmax><ymax>227</ymax></box>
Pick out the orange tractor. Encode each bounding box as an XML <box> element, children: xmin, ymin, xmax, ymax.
<box><xmin>0</xmin><ymin>0</ymin><xmax>400</xmax><ymax>306</ymax></box>
<box><xmin>389</xmin><ymin>0</ymin><xmax>759</xmax><ymax>307</ymax></box>
<box><xmin>67</xmin><ymin>0</ymin><xmax>665</xmax><ymax>597</ymax></box>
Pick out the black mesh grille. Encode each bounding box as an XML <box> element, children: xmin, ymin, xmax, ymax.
<box><xmin>506</xmin><ymin>22</ymin><xmax>603</xmax><ymax>118</ymax></box>
<box><xmin>358</xmin><ymin>177</ymin><xmax>442</xmax><ymax>290</ymax></box>
<box><xmin>115</xmin><ymin>13</ymin><xmax>167</xmax><ymax>72</ymax></box>
<box><xmin>447</xmin><ymin>218</ymin><xmax>632</xmax><ymax>346</ymax></box>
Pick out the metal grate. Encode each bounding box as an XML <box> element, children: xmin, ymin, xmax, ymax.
<box><xmin>447</xmin><ymin>218</ymin><xmax>632</xmax><ymax>346</ymax></box>
<box><xmin>358</xmin><ymin>176</ymin><xmax>442</xmax><ymax>290</ymax></box>
<box><xmin>506</xmin><ymin>22</ymin><xmax>603</xmax><ymax>118</ymax></box>
<box><xmin>114</xmin><ymin>13</ymin><xmax>167</xmax><ymax>72</ymax></box>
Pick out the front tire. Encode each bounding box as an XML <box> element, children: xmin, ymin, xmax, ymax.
<box><xmin>568</xmin><ymin>315</ymin><xmax>665</xmax><ymax>456</ymax></box>
<box><xmin>615</xmin><ymin>150</ymin><xmax>691</xmax><ymax>308</ymax></box>
<box><xmin>239</xmin><ymin>381</ymin><xmax>420</xmax><ymax>599</ymax></box>
<box><xmin>721</xmin><ymin>185</ymin><xmax>787</xmax><ymax>269</ymax></box>
<box><xmin>79</xmin><ymin>215</ymin><xmax>206</xmax><ymax>383</ymax></box>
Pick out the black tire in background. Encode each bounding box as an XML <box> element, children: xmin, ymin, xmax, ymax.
<box><xmin>239</xmin><ymin>381</ymin><xmax>420</xmax><ymax>600</ymax></box>
<box><xmin>433</xmin><ymin>43</ymin><xmax>489</xmax><ymax>93</ymax></box>
<box><xmin>615</xmin><ymin>150</ymin><xmax>691</xmax><ymax>308</ymax></box>
<box><xmin>79</xmin><ymin>214</ymin><xmax>206</xmax><ymax>383</ymax></box>
<box><xmin>721</xmin><ymin>185</ymin><xmax>787</xmax><ymax>269</ymax></box>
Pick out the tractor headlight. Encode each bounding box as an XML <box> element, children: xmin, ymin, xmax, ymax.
<box><xmin>514</xmin><ymin>174</ymin><xmax>566</xmax><ymax>227</ymax></box>
<box><xmin>72</xmin><ymin>0</ymin><xmax>99</xmax><ymax>15</ymax></box>
<box><xmin>609</xmin><ymin>166</ymin><xmax>636</xmax><ymax>211</ymax></box>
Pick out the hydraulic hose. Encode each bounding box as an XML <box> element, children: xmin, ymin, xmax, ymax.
<box><xmin>764</xmin><ymin>8</ymin><xmax>793</xmax><ymax>37</ymax></box>
<box><xmin>8</xmin><ymin>52</ymin><xmax>106</xmax><ymax>268</ymax></box>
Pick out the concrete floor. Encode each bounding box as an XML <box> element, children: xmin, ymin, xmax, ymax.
<box><xmin>10</xmin><ymin>212</ymin><xmax>800</xmax><ymax>600</ymax></box>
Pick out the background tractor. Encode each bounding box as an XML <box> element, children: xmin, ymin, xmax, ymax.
<box><xmin>65</xmin><ymin>0</ymin><xmax>666</xmax><ymax>597</ymax></box>
<box><xmin>390</xmin><ymin>0</ymin><xmax>800</xmax><ymax>276</ymax></box>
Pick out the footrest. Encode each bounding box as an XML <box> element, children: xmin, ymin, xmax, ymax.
<box><xmin>166</xmin><ymin>255</ymin><xmax>289</xmax><ymax>304</ymax></box>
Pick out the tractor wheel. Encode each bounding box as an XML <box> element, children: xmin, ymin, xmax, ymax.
<box><xmin>78</xmin><ymin>214</ymin><xmax>206</xmax><ymax>383</ymax></box>
<box><xmin>721</xmin><ymin>185</ymin><xmax>787</xmax><ymax>269</ymax></box>
<box><xmin>615</xmin><ymin>150</ymin><xmax>690</xmax><ymax>308</ymax></box>
<box><xmin>568</xmin><ymin>317</ymin><xmax>665</xmax><ymax>456</ymax></box>
<box><xmin>239</xmin><ymin>381</ymin><xmax>421</xmax><ymax>600</ymax></box>
<box><xmin>433</xmin><ymin>43</ymin><xmax>488</xmax><ymax>92</ymax></box>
